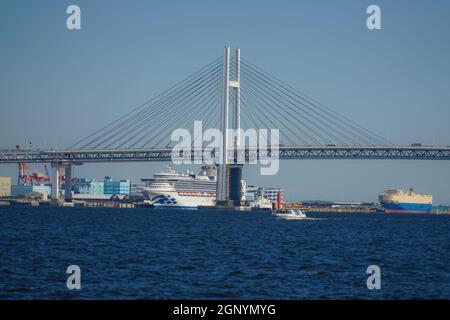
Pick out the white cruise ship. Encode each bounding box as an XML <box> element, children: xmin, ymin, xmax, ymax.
<box><xmin>140</xmin><ymin>165</ymin><xmax>217</xmax><ymax>209</ymax></box>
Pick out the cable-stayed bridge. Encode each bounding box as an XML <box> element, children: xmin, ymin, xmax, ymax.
<box><xmin>0</xmin><ymin>45</ymin><xmax>449</xmax><ymax>202</ymax></box>
<box><xmin>1</xmin><ymin>52</ymin><xmax>449</xmax><ymax>162</ymax></box>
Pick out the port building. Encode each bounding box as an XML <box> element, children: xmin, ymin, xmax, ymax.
<box><xmin>245</xmin><ymin>186</ymin><xmax>284</xmax><ymax>203</ymax></box>
<box><xmin>11</xmin><ymin>184</ymin><xmax>51</xmax><ymax>197</ymax></box>
<box><xmin>0</xmin><ymin>177</ymin><xmax>11</xmax><ymax>197</ymax></box>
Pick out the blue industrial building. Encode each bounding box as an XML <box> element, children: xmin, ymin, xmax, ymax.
<box><xmin>103</xmin><ymin>177</ymin><xmax>131</xmax><ymax>195</ymax></box>
<box><xmin>73</xmin><ymin>177</ymin><xmax>130</xmax><ymax>195</ymax></box>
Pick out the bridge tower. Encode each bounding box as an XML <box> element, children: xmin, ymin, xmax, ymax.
<box><xmin>216</xmin><ymin>45</ymin><xmax>242</xmax><ymax>207</ymax></box>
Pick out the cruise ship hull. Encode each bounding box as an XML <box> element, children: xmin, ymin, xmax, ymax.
<box><xmin>382</xmin><ymin>203</ymin><xmax>432</xmax><ymax>213</ymax></box>
<box><xmin>142</xmin><ymin>188</ymin><xmax>215</xmax><ymax>209</ymax></box>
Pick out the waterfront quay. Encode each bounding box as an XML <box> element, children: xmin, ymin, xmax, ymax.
<box><xmin>0</xmin><ymin>198</ymin><xmax>143</xmax><ymax>209</ymax></box>
<box><xmin>1</xmin><ymin>198</ymin><xmax>449</xmax><ymax>214</ymax></box>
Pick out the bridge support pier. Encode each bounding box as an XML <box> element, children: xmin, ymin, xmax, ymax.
<box><xmin>50</xmin><ymin>162</ymin><xmax>60</xmax><ymax>204</ymax></box>
<box><xmin>50</xmin><ymin>162</ymin><xmax>76</xmax><ymax>204</ymax></box>
<box><xmin>64</xmin><ymin>164</ymin><xmax>72</xmax><ymax>202</ymax></box>
<box><xmin>229</xmin><ymin>165</ymin><xmax>243</xmax><ymax>206</ymax></box>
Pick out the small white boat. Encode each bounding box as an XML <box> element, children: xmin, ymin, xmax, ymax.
<box><xmin>271</xmin><ymin>191</ymin><xmax>307</xmax><ymax>219</ymax></box>
<box><xmin>272</xmin><ymin>208</ymin><xmax>307</xmax><ymax>219</ymax></box>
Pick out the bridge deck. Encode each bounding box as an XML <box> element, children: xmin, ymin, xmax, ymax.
<box><xmin>1</xmin><ymin>146</ymin><xmax>449</xmax><ymax>163</ymax></box>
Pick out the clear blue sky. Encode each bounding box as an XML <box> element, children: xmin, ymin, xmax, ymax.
<box><xmin>1</xmin><ymin>0</ymin><xmax>449</xmax><ymax>204</ymax></box>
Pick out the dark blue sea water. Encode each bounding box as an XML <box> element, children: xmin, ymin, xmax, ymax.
<box><xmin>0</xmin><ymin>206</ymin><xmax>449</xmax><ymax>299</ymax></box>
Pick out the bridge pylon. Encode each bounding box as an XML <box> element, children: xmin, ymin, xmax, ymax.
<box><xmin>216</xmin><ymin>45</ymin><xmax>242</xmax><ymax>207</ymax></box>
